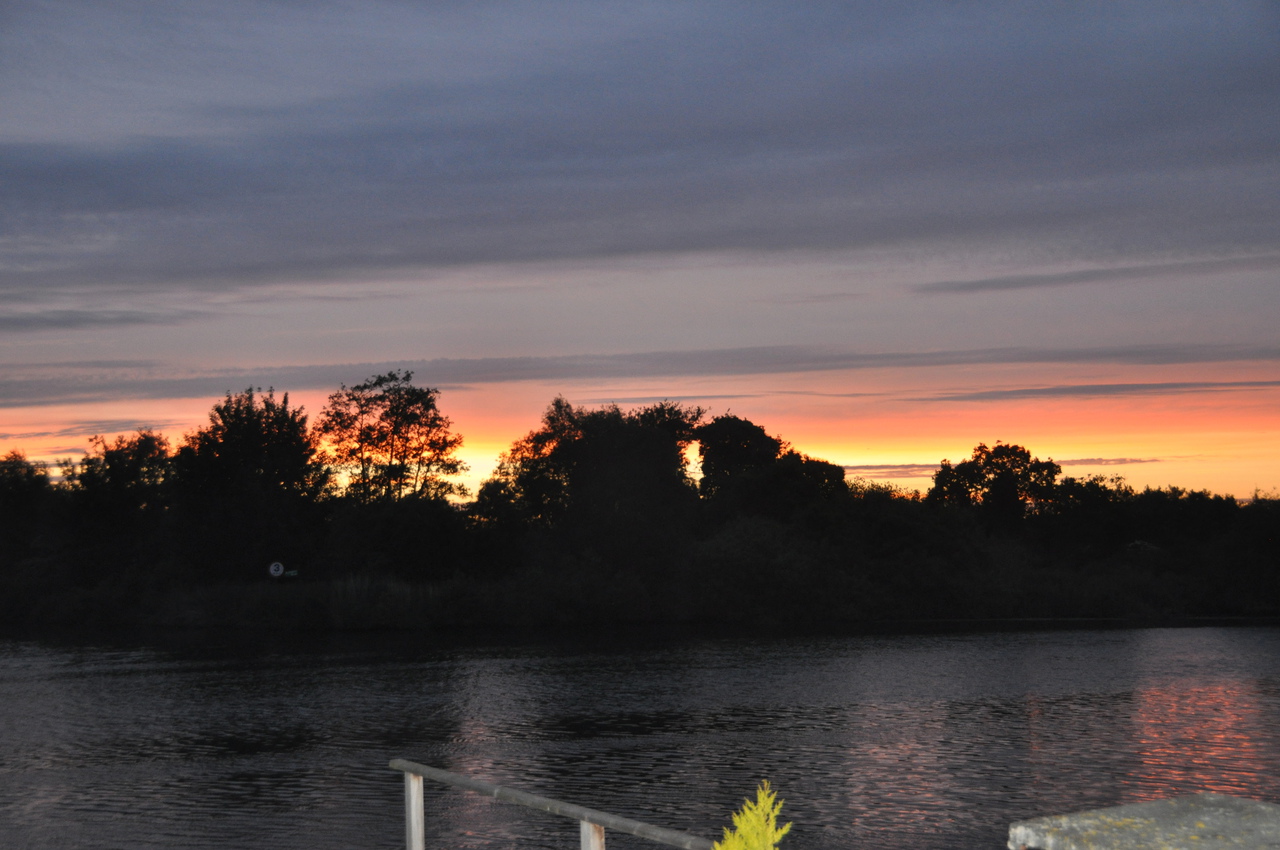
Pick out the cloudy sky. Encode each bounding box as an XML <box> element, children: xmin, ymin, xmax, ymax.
<box><xmin>2</xmin><ymin>1</ymin><xmax>1278</xmax><ymax>495</ymax></box>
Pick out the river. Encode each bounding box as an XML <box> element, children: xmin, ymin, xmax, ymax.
<box><xmin>2</xmin><ymin>626</ymin><xmax>1279</xmax><ymax>849</ymax></box>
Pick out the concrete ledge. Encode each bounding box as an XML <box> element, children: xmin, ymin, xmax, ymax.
<box><xmin>1008</xmin><ymin>792</ymin><xmax>1280</xmax><ymax>850</ymax></box>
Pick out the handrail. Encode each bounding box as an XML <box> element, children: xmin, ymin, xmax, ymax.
<box><xmin>390</xmin><ymin>758</ymin><xmax>716</xmax><ymax>850</ymax></box>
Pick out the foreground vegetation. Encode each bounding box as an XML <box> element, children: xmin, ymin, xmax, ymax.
<box><xmin>2</xmin><ymin>374</ymin><xmax>1277</xmax><ymax>632</ymax></box>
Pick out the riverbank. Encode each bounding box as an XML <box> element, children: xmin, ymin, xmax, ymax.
<box><xmin>5</xmin><ymin>542</ymin><xmax>1278</xmax><ymax>636</ymax></box>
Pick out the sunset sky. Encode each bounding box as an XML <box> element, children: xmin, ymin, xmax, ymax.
<box><xmin>2</xmin><ymin>1</ymin><xmax>1277</xmax><ymax>497</ymax></box>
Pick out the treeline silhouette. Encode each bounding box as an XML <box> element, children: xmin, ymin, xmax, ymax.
<box><xmin>2</xmin><ymin>373</ymin><xmax>1276</xmax><ymax>631</ymax></box>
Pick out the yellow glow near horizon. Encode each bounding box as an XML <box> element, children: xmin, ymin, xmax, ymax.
<box><xmin>3</xmin><ymin>373</ymin><xmax>1277</xmax><ymax>500</ymax></box>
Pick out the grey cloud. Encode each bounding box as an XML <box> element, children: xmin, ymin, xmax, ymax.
<box><xmin>913</xmin><ymin>255</ymin><xmax>1280</xmax><ymax>294</ymax></box>
<box><xmin>0</xmin><ymin>140</ymin><xmax>251</xmax><ymax>215</ymax></box>
<box><xmin>4</xmin><ymin>342</ymin><xmax>1277</xmax><ymax>407</ymax></box>
<box><xmin>0</xmin><ymin>418</ymin><xmax>187</xmax><ymax>442</ymax></box>
<box><xmin>0</xmin><ymin>309</ymin><xmax>206</xmax><ymax>332</ymax></box>
<box><xmin>924</xmin><ymin>380</ymin><xmax>1280</xmax><ymax>402</ymax></box>
<box><xmin>2</xmin><ymin>2</ymin><xmax>1277</xmax><ymax>293</ymax></box>
<box><xmin>775</xmin><ymin>390</ymin><xmax>882</xmax><ymax>399</ymax></box>
<box><xmin>844</xmin><ymin>463</ymin><xmax>939</xmax><ymax>478</ymax></box>
<box><xmin>9</xmin><ymin>360</ymin><xmax>157</xmax><ymax>370</ymax></box>
<box><xmin>42</xmin><ymin>446</ymin><xmax>92</xmax><ymax>457</ymax></box>
<box><xmin>577</xmin><ymin>394</ymin><xmax>761</xmax><ymax>405</ymax></box>
<box><xmin>844</xmin><ymin>456</ymin><xmax>1165</xmax><ymax>479</ymax></box>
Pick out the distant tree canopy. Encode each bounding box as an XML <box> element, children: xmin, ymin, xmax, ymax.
<box><xmin>174</xmin><ymin>388</ymin><xmax>328</xmax><ymax>503</ymax></box>
<box><xmin>62</xmin><ymin>430</ymin><xmax>172</xmax><ymax>514</ymax></box>
<box><xmin>490</xmin><ymin>396</ymin><xmax>704</xmax><ymax>529</ymax></box>
<box><xmin>0</xmin><ymin>451</ymin><xmax>51</xmax><ymax>559</ymax></box>
<box><xmin>927</xmin><ymin>441</ymin><xmax>1061</xmax><ymax>522</ymax></box>
<box><xmin>695</xmin><ymin>415</ymin><xmax>784</xmax><ymax>499</ymax></box>
<box><xmin>318</xmin><ymin>371</ymin><xmax>467</xmax><ymax>503</ymax></box>
<box><xmin>171</xmin><ymin>388</ymin><xmax>329</xmax><ymax>576</ymax></box>
<box><xmin>694</xmin><ymin>415</ymin><xmax>848</xmax><ymax>519</ymax></box>
<box><xmin>4</xmin><ymin>378</ymin><xmax>1280</xmax><ymax>630</ymax></box>
<box><xmin>0</xmin><ymin>450</ymin><xmax>49</xmax><ymax>499</ymax></box>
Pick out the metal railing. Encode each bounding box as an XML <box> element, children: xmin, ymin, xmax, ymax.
<box><xmin>390</xmin><ymin>759</ymin><xmax>716</xmax><ymax>850</ymax></box>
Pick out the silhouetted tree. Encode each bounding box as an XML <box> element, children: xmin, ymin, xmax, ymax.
<box><xmin>770</xmin><ymin>450</ymin><xmax>849</xmax><ymax>504</ymax></box>
<box><xmin>492</xmin><ymin>397</ymin><xmax>704</xmax><ymax>544</ymax></box>
<box><xmin>928</xmin><ymin>442</ymin><xmax>1060</xmax><ymax>525</ymax></box>
<box><xmin>470</xmin><ymin>478</ymin><xmax>523</xmax><ymax>526</ymax></box>
<box><xmin>1128</xmin><ymin>486</ymin><xmax>1239</xmax><ymax>548</ymax></box>
<box><xmin>319</xmin><ymin>371</ymin><xmax>466</xmax><ymax>503</ymax></box>
<box><xmin>0</xmin><ymin>449</ymin><xmax>49</xmax><ymax>500</ymax></box>
<box><xmin>463</xmin><ymin>478</ymin><xmax>528</xmax><ymax>575</ymax></box>
<box><xmin>693</xmin><ymin>415</ymin><xmax>848</xmax><ymax>522</ymax></box>
<box><xmin>1052</xmin><ymin>474</ymin><xmax>1132</xmax><ymax>509</ymax></box>
<box><xmin>322</xmin><ymin>492</ymin><xmax>470</xmax><ymax>581</ymax></box>
<box><xmin>694</xmin><ymin>415</ymin><xmax>784</xmax><ymax>499</ymax></box>
<box><xmin>58</xmin><ymin>430</ymin><xmax>173</xmax><ymax>570</ymax></box>
<box><xmin>1026</xmin><ymin>474</ymin><xmax>1135</xmax><ymax>553</ymax></box>
<box><xmin>172</xmin><ymin>388</ymin><xmax>330</xmax><ymax>578</ymax></box>
<box><xmin>63</xmin><ymin>430</ymin><xmax>172</xmax><ymax>516</ymax></box>
<box><xmin>1231</xmin><ymin>494</ymin><xmax>1280</xmax><ymax>574</ymax></box>
<box><xmin>0</xmin><ymin>450</ymin><xmax>52</xmax><ymax>565</ymax></box>
<box><xmin>175</xmin><ymin>388</ymin><xmax>328</xmax><ymax>502</ymax></box>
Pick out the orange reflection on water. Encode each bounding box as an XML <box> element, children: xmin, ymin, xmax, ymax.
<box><xmin>1128</xmin><ymin>680</ymin><xmax>1277</xmax><ymax>800</ymax></box>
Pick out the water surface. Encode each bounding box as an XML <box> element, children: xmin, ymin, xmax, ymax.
<box><xmin>2</xmin><ymin>626</ymin><xmax>1278</xmax><ymax>849</ymax></box>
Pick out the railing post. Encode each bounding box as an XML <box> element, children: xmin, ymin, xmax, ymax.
<box><xmin>389</xmin><ymin>759</ymin><xmax>714</xmax><ymax>850</ymax></box>
<box><xmin>405</xmin><ymin>771</ymin><xmax>425</xmax><ymax>850</ymax></box>
<box><xmin>581</xmin><ymin>819</ymin><xmax>606</xmax><ymax>850</ymax></box>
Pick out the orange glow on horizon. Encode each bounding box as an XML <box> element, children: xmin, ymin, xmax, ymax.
<box><xmin>3</xmin><ymin>367</ymin><xmax>1276</xmax><ymax>499</ymax></box>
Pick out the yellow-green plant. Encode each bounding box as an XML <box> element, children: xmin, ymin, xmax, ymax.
<box><xmin>713</xmin><ymin>781</ymin><xmax>792</xmax><ymax>850</ymax></box>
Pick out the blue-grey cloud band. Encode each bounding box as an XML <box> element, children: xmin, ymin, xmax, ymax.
<box><xmin>3</xmin><ymin>343</ymin><xmax>1277</xmax><ymax>408</ymax></box>
<box><xmin>1</xmin><ymin>3</ymin><xmax>1277</xmax><ymax>292</ymax></box>
<box><xmin>922</xmin><ymin>380</ymin><xmax>1280</xmax><ymax>402</ymax></box>
<box><xmin>912</xmin><ymin>255</ymin><xmax>1280</xmax><ymax>295</ymax></box>
<box><xmin>0</xmin><ymin>310</ymin><xmax>209</xmax><ymax>332</ymax></box>
<box><xmin>0</xmin><ymin>419</ymin><xmax>188</xmax><ymax>443</ymax></box>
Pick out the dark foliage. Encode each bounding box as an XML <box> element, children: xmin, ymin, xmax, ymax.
<box><xmin>2</xmin><ymin>389</ymin><xmax>1277</xmax><ymax>632</ymax></box>
<box><xmin>318</xmin><ymin>370</ymin><xmax>466</xmax><ymax>503</ymax></box>
<box><xmin>59</xmin><ymin>430</ymin><xmax>173</xmax><ymax>558</ymax></box>
<box><xmin>0</xmin><ymin>451</ymin><xmax>53</xmax><ymax>565</ymax></box>
<box><xmin>322</xmin><ymin>496</ymin><xmax>469</xmax><ymax>582</ymax></box>
<box><xmin>928</xmin><ymin>441</ymin><xmax>1061</xmax><ymax>528</ymax></box>
<box><xmin>488</xmin><ymin>397</ymin><xmax>705</xmax><ymax>577</ymax></box>
<box><xmin>695</xmin><ymin>415</ymin><xmax>848</xmax><ymax>525</ymax></box>
<box><xmin>695</xmin><ymin>414</ymin><xmax>784</xmax><ymax>499</ymax></box>
<box><xmin>171</xmin><ymin>388</ymin><xmax>330</xmax><ymax>581</ymax></box>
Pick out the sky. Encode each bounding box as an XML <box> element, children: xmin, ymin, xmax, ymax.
<box><xmin>2</xmin><ymin>1</ymin><xmax>1278</xmax><ymax>497</ymax></box>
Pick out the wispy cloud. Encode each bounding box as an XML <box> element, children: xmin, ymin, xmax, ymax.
<box><xmin>775</xmin><ymin>390</ymin><xmax>883</xmax><ymax>399</ymax></box>
<box><xmin>0</xmin><ymin>418</ymin><xmax>187</xmax><ymax>442</ymax></box>
<box><xmin>1059</xmin><ymin>457</ymin><xmax>1162</xmax><ymax>466</ymax></box>
<box><xmin>922</xmin><ymin>379</ymin><xmax>1280</xmax><ymax>402</ymax></box>
<box><xmin>844</xmin><ymin>456</ymin><xmax>1166</xmax><ymax>480</ymax></box>
<box><xmin>11</xmin><ymin>360</ymin><xmax>158</xmax><ymax>370</ymax></box>
<box><xmin>578</xmin><ymin>394</ymin><xmax>761</xmax><ymax>405</ymax></box>
<box><xmin>4</xmin><ymin>343</ymin><xmax>1279</xmax><ymax>408</ymax></box>
<box><xmin>0</xmin><ymin>309</ymin><xmax>207</xmax><ymax>332</ymax></box>
<box><xmin>912</xmin><ymin>254</ymin><xmax>1280</xmax><ymax>295</ymax></box>
<box><xmin>844</xmin><ymin>463</ymin><xmax>940</xmax><ymax>478</ymax></box>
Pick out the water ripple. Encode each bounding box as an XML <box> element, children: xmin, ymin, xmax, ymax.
<box><xmin>2</xmin><ymin>628</ymin><xmax>1279</xmax><ymax>849</ymax></box>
